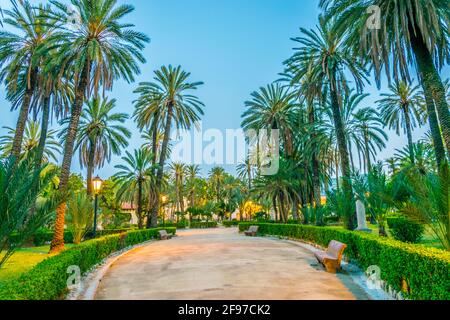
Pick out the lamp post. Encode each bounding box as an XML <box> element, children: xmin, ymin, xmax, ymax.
<box><xmin>92</xmin><ymin>175</ymin><xmax>103</xmax><ymax>238</ymax></box>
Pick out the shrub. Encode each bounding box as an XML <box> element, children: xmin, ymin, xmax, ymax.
<box><xmin>387</xmin><ymin>217</ymin><xmax>425</xmax><ymax>243</ymax></box>
<box><xmin>222</xmin><ymin>221</ymin><xmax>239</xmax><ymax>228</ymax></box>
<box><xmin>190</xmin><ymin>221</ymin><xmax>218</xmax><ymax>229</ymax></box>
<box><xmin>238</xmin><ymin>223</ymin><xmax>450</xmax><ymax>300</ymax></box>
<box><xmin>0</xmin><ymin>227</ymin><xmax>176</xmax><ymax>300</ymax></box>
<box><xmin>158</xmin><ymin>221</ymin><xmax>187</xmax><ymax>229</ymax></box>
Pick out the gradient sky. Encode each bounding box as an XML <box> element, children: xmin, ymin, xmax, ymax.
<box><xmin>0</xmin><ymin>0</ymin><xmax>448</xmax><ymax>178</ymax></box>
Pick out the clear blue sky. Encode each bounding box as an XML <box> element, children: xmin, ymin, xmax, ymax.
<box><xmin>0</xmin><ymin>0</ymin><xmax>448</xmax><ymax>178</ymax></box>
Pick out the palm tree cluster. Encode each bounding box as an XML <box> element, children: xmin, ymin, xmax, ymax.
<box><xmin>0</xmin><ymin>0</ymin><xmax>149</xmax><ymax>253</ymax></box>
<box><xmin>241</xmin><ymin>0</ymin><xmax>449</xmax><ymax>238</ymax></box>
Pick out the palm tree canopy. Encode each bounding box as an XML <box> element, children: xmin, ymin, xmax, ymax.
<box><xmin>113</xmin><ymin>148</ymin><xmax>154</xmax><ymax>202</ymax></box>
<box><xmin>62</xmin><ymin>97</ymin><xmax>131</xmax><ymax>170</ymax></box>
<box><xmin>320</xmin><ymin>0</ymin><xmax>450</xmax><ymax>85</ymax></box>
<box><xmin>377</xmin><ymin>81</ymin><xmax>426</xmax><ymax>135</ymax></box>
<box><xmin>133</xmin><ymin>65</ymin><xmax>205</xmax><ymax>132</ymax></box>
<box><xmin>0</xmin><ymin>1</ymin><xmax>56</xmax><ymax>109</ymax></box>
<box><xmin>0</xmin><ymin>120</ymin><xmax>61</xmax><ymax>162</ymax></box>
<box><xmin>46</xmin><ymin>0</ymin><xmax>150</xmax><ymax>95</ymax></box>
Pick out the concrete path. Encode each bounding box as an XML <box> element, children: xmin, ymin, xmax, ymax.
<box><xmin>95</xmin><ymin>228</ymin><xmax>367</xmax><ymax>300</ymax></box>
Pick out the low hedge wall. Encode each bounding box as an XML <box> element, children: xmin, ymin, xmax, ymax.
<box><xmin>190</xmin><ymin>221</ymin><xmax>218</xmax><ymax>229</ymax></box>
<box><xmin>158</xmin><ymin>222</ymin><xmax>187</xmax><ymax>229</ymax></box>
<box><xmin>222</xmin><ymin>221</ymin><xmax>240</xmax><ymax>228</ymax></box>
<box><xmin>0</xmin><ymin>227</ymin><xmax>176</xmax><ymax>300</ymax></box>
<box><xmin>239</xmin><ymin>223</ymin><xmax>450</xmax><ymax>300</ymax></box>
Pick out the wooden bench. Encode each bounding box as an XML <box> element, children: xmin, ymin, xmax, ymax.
<box><xmin>244</xmin><ymin>226</ymin><xmax>259</xmax><ymax>237</ymax></box>
<box><xmin>314</xmin><ymin>240</ymin><xmax>347</xmax><ymax>273</ymax></box>
<box><xmin>159</xmin><ymin>230</ymin><xmax>173</xmax><ymax>240</ymax></box>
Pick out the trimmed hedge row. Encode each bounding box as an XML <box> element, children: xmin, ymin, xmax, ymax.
<box><xmin>190</xmin><ymin>221</ymin><xmax>218</xmax><ymax>229</ymax></box>
<box><xmin>239</xmin><ymin>223</ymin><xmax>450</xmax><ymax>300</ymax></box>
<box><xmin>158</xmin><ymin>222</ymin><xmax>187</xmax><ymax>229</ymax></box>
<box><xmin>222</xmin><ymin>221</ymin><xmax>240</xmax><ymax>228</ymax></box>
<box><xmin>0</xmin><ymin>227</ymin><xmax>176</xmax><ymax>300</ymax></box>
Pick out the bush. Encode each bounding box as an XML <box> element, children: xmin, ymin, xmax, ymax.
<box><xmin>222</xmin><ymin>221</ymin><xmax>239</xmax><ymax>228</ymax></box>
<box><xmin>238</xmin><ymin>223</ymin><xmax>450</xmax><ymax>300</ymax></box>
<box><xmin>158</xmin><ymin>221</ymin><xmax>187</xmax><ymax>229</ymax></box>
<box><xmin>190</xmin><ymin>221</ymin><xmax>217</xmax><ymax>229</ymax></box>
<box><xmin>387</xmin><ymin>217</ymin><xmax>425</xmax><ymax>243</ymax></box>
<box><xmin>0</xmin><ymin>227</ymin><xmax>176</xmax><ymax>300</ymax></box>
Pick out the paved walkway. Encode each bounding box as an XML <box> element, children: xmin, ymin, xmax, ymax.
<box><xmin>95</xmin><ymin>228</ymin><xmax>367</xmax><ymax>300</ymax></box>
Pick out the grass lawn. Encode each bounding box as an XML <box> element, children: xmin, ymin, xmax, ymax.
<box><xmin>0</xmin><ymin>245</ymin><xmax>75</xmax><ymax>282</ymax></box>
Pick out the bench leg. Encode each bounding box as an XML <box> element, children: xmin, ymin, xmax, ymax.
<box><xmin>323</xmin><ymin>260</ymin><xmax>338</xmax><ymax>273</ymax></box>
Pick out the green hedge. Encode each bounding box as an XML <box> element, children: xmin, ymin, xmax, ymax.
<box><xmin>158</xmin><ymin>222</ymin><xmax>187</xmax><ymax>229</ymax></box>
<box><xmin>222</xmin><ymin>221</ymin><xmax>240</xmax><ymax>228</ymax></box>
<box><xmin>0</xmin><ymin>227</ymin><xmax>176</xmax><ymax>300</ymax></box>
<box><xmin>190</xmin><ymin>221</ymin><xmax>218</xmax><ymax>229</ymax></box>
<box><xmin>387</xmin><ymin>217</ymin><xmax>425</xmax><ymax>243</ymax></box>
<box><xmin>239</xmin><ymin>223</ymin><xmax>450</xmax><ymax>300</ymax></box>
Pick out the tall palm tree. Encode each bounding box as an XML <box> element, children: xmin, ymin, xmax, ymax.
<box><xmin>63</xmin><ymin>97</ymin><xmax>131</xmax><ymax>196</ymax></box>
<box><xmin>352</xmin><ymin>107</ymin><xmax>388</xmax><ymax>173</ymax></box>
<box><xmin>377</xmin><ymin>81</ymin><xmax>425</xmax><ymax>164</ymax></box>
<box><xmin>236</xmin><ymin>158</ymin><xmax>254</xmax><ymax>191</ymax></box>
<box><xmin>169</xmin><ymin>162</ymin><xmax>186</xmax><ymax>213</ymax></box>
<box><xmin>241</xmin><ymin>83</ymin><xmax>298</xmax><ymax>157</ymax></box>
<box><xmin>252</xmin><ymin>158</ymin><xmax>299</xmax><ymax>223</ymax></box>
<box><xmin>186</xmin><ymin>164</ymin><xmax>201</xmax><ymax>208</ymax></box>
<box><xmin>0</xmin><ymin>1</ymin><xmax>55</xmax><ymax>158</ymax></box>
<box><xmin>133</xmin><ymin>65</ymin><xmax>204</xmax><ymax>228</ymax></box>
<box><xmin>114</xmin><ymin>149</ymin><xmax>153</xmax><ymax>229</ymax></box>
<box><xmin>321</xmin><ymin>0</ymin><xmax>450</xmax><ymax>166</ymax></box>
<box><xmin>48</xmin><ymin>0</ymin><xmax>149</xmax><ymax>252</ymax></box>
<box><xmin>209</xmin><ymin>167</ymin><xmax>226</xmax><ymax>203</ymax></box>
<box><xmin>285</xmin><ymin>17</ymin><xmax>369</xmax><ymax>229</ymax></box>
<box><xmin>0</xmin><ymin>120</ymin><xmax>61</xmax><ymax>162</ymax></box>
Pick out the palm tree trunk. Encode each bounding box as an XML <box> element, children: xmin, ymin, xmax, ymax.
<box><xmin>330</xmin><ymin>79</ymin><xmax>356</xmax><ymax>230</ymax></box>
<box><xmin>309</xmin><ymin>104</ymin><xmax>322</xmax><ymax>225</ymax></box>
<box><xmin>424</xmin><ymin>92</ymin><xmax>446</xmax><ymax>169</ymax></box>
<box><xmin>50</xmin><ymin>61</ymin><xmax>91</xmax><ymax>253</ymax></box>
<box><xmin>34</xmin><ymin>96</ymin><xmax>50</xmax><ymax>170</ymax></box>
<box><xmin>11</xmin><ymin>67</ymin><xmax>37</xmax><ymax>159</ymax></box>
<box><xmin>410</xmin><ymin>29</ymin><xmax>450</xmax><ymax>161</ymax></box>
<box><xmin>148</xmin><ymin>103</ymin><xmax>174</xmax><ymax>228</ymax></box>
<box><xmin>86</xmin><ymin>141</ymin><xmax>96</xmax><ymax>196</ymax></box>
<box><xmin>404</xmin><ymin>108</ymin><xmax>415</xmax><ymax>164</ymax></box>
<box><xmin>137</xmin><ymin>178</ymin><xmax>143</xmax><ymax>229</ymax></box>
<box><xmin>364</xmin><ymin>131</ymin><xmax>371</xmax><ymax>173</ymax></box>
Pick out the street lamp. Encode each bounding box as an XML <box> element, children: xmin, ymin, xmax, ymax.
<box><xmin>92</xmin><ymin>175</ymin><xmax>103</xmax><ymax>238</ymax></box>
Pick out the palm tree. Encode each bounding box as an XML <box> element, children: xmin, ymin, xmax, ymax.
<box><xmin>0</xmin><ymin>1</ymin><xmax>55</xmax><ymax>158</ymax></box>
<box><xmin>241</xmin><ymin>83</ymin><xmax>298</xmax><ymax>157</ymax></box>
<box><xmin>320</xmin><ymin>0</ymin><xmax>450</xmax><ymax>166</ymax></box>
<box><xmin>236</xmin><ymin>158</ymin><xmax>254</xmax><ymax>191</ymax></box>
<box><xmin>209</xmin><ymin>167</ymin><xmax>226</xmax><ymax>203</ymax></box>
<box><xmin>0</xmin><ymin>120</ymin><xmax>61</xmax><ymax>163</ymax></box>
<box><xmin>352</xmin><ymin>107</ymin><xmax>388</xmax><ymax>173</ymax></box>
<box><xmin>394</xmin><ymin>142</ymin><xmax>436</xmax><ymax>174</ymax></box>
<box><xmin>133</xmin><ymin>65</ymin><xmax>204</xmax><ymax>228</ymax></box>
<box><xmin>285</xmin><ymin>17</ymin><xmax>369</xmax><ymax>229</ymax></box>
<box><xmin>252</xmin><ymin>158</ymin><xmax>299</xmax><ymax>223</ymax></box>
<box><xmin>186</xmin><ymin>164</ymin><xmax>201</xmax><ymax>208</ymax></box>
<box><xmin>114</xmin><ymin>149</ymin><xmax>153</xmax><ymax>229</ymax></box>
<box><xmin>169</xmin><ymin>162</ymin><xmax>186</xmax><ymax>214</ymax></box>
<box><xmin>48</xmin><ymin>0</ymin><xmax>149</xmax><ymax>252</ymax></box>
<box><xmin>62</xmin><ymin>97</ymin><xmax>131</xmax><ymax>196</ymax></box>
<box><xmin>378</xmin><ymin>81</ymin><xmax>425</xmax><ymax>164</ymax></box>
